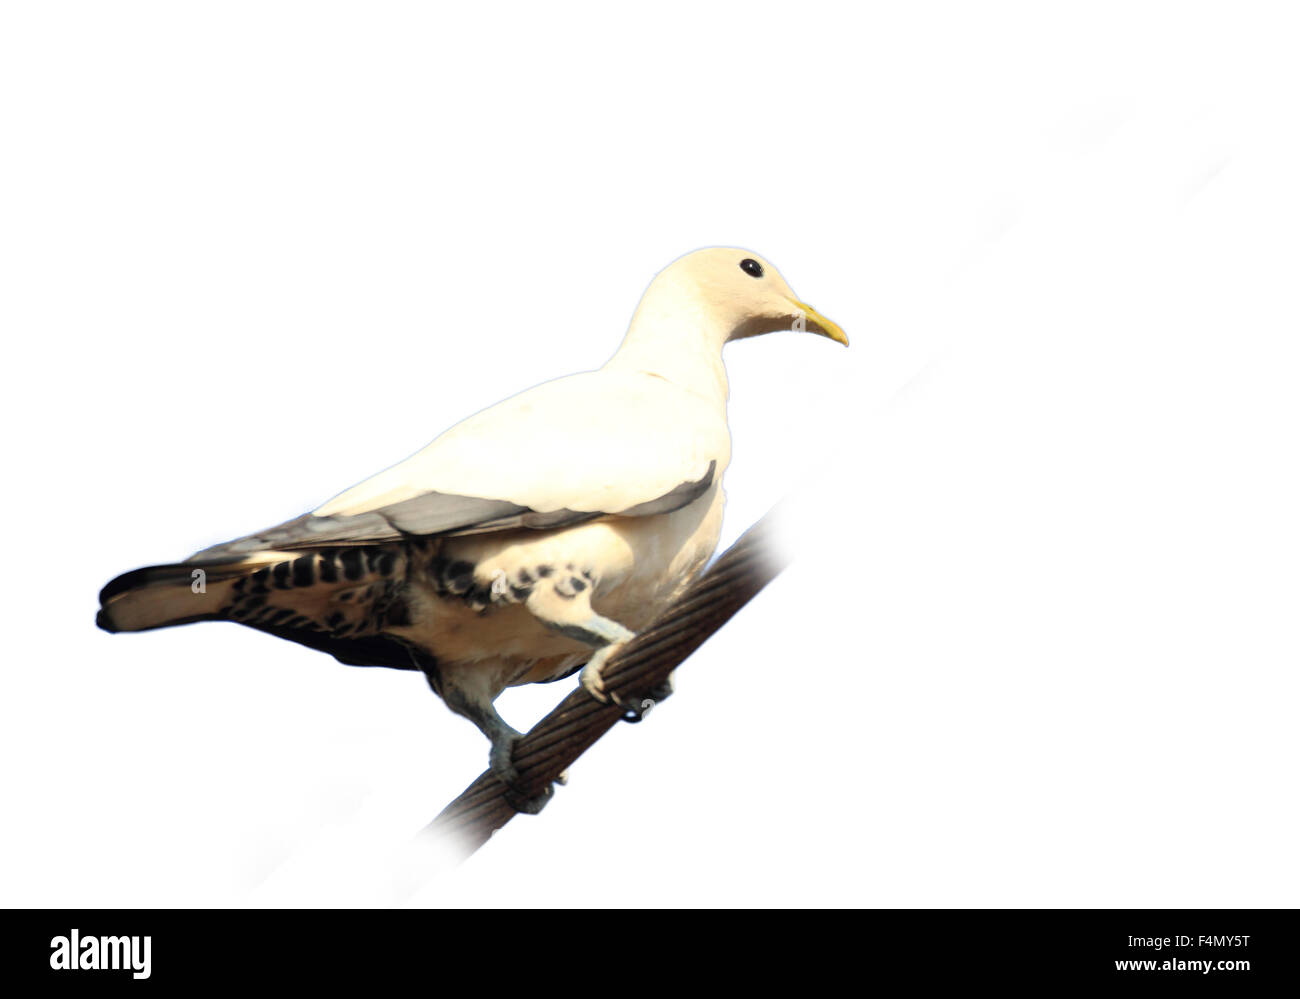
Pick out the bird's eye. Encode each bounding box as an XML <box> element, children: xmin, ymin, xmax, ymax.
<box><xmin>739</xmin><ymin>258</ymin><xmax>763</xmax><ymax>278</ymax></box>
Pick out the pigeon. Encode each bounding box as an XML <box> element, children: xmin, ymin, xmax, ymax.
<box><xmin>97</xmin><ymin>247</ymin><xmax>847</xmax><ymax>812</ymax></box>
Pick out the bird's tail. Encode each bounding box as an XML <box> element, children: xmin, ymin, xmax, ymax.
<box><xmin>96</xmin><ymin>554</ymin><xmax>286</xmax><ymax>634</ymax></box>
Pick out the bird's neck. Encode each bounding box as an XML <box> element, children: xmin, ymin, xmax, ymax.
<box><xmin>603</xmin><ymin>284</ymin><xmax>732</xmax><ymax>410</ymax></box>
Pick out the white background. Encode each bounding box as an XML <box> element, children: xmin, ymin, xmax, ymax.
<box><xmin>2</xmin><ymin>1</ymin><xmax>1297</xmax><ymax>907</ymax></box>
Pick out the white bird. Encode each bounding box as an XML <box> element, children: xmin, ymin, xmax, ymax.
<box><xmin>98</xmin><ymin>247</ymin><xmax>846</xmax><ymax>811</ymax></box>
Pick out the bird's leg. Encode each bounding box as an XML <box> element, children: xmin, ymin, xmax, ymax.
<box><xmin>526</xmin><ymin>590</ymin><xmax>658</xmax><ymax>721</ymax></box>
<box><xmin>550</xmin><ymin>614</ymin><xmax>652</xmax><ymax>719</ymax></box>
<box><xmin>426</xmin><ymin>667</ymin><xmax>556</xmax><ymax>815</ymax></box>
<box><xmin>563</xmin><ymin>616</ymin><xmax>636</xmax><ymax>707</ymax></box>
<box><xmin>586</xmin><ymin>641</ymin><xmax>677</xmax><ymax>723</ymax></box>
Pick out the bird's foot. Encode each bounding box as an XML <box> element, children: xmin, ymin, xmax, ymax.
<box><xmin>489</xmin><ymin>730</ymin><xmax>561</xmax><ymax>815</ymax></box>
<box><xmin>580</xmin><ymin>640</ymin><xmax>626</xmax><ymax>706</ymax></box>
<box><xmin>582</xmin><ymin>645</ymin><xmax>672</xmax><ymax>723</ymax></box>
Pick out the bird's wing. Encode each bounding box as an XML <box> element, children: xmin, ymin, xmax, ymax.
<box><xmin>188</xmin><ymin>369</ymin><xmax>729</xmax><ymax>562</ymax></box>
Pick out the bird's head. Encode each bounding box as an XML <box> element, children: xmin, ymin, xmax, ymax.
<box><xmin>651</xmin><ymin>247</ymin><xmax>848</xmax><ymax>348</ymax></box>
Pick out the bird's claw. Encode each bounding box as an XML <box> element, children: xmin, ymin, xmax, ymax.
<box><xmin>503</xmin><ymin>782</ymin><xmax>554</xmax><ymax>816</ymax></box>
<box><xmin>579</xmin><ymin>641</ymin><xmax>624</xmax><ymax>704</ymax></box>
<box><xmin>489</xmin><ymin>731</ymin><xmax>559</xmax><ymax>815</ymax></box>
<box><xmin>583</xmin><ymin>656</ymin><xmax>672</xmax><ymax>723</ymax></box>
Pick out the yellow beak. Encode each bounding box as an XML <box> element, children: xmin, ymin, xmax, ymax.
<box><xmin>791</xmin><ymin>300</ymin><xmax>849</xmax><ymax>346</ymax></box>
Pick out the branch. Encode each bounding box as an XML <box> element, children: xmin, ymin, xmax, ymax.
<box><xmin>424</xmin><ymin>506</ymin><xmax>788</xmax><ymax>860</ymax></box>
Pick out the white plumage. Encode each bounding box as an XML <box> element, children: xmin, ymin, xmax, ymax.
<box><xmin>98</xmin><ymin>247</ymin><xmax>846</xmax><ymax>809</ymax></box>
